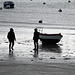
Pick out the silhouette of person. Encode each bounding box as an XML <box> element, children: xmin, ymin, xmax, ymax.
<box><xmin>7</xmin><ymin>28</ymin><xmax>16</xmax><ymax>52</ymax></box>
<box><xmin>33</xmin><ymin>28</ymin><xmax>39</xmax><ymax>54</ymax></box>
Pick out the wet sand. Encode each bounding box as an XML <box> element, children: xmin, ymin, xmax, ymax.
<box><xmin>0</xmin><ymin>36</ymin><xmax>75</xmax><ymax>75</ymax></box>
<box><xmin>0</xmin><ymin>27</ymin><xmax>75</xmax><ymax>75</ymax></box>
<box><xmin>0</xmin><ymin>55</ymin><xmax>75</xmax><ymax>75</ymax></box>
<box><xmin>0</xmin><ymin>62</ymin><xmax>75</xmax><ymax>75</ymax></box>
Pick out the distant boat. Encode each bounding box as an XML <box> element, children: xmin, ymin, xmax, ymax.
<box><xmin>4</xmin><ymin>1</ymin><xmax>14</xmax><ymax>9</ymax></box>
<box><xmin>39</xmin><ymin>33</ymin><xmax>63</xmax><ymax>44</ymax></box>
<box><xmin>5</xmin><ymin>5</ymin><xmax>10</xmax><ymax>9</ymax></box>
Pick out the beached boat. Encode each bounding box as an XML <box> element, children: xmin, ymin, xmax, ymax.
<box><xmin>39</xmin><ymin>33</ymin><xmax>63</xmax><ymax>44</ymax></box>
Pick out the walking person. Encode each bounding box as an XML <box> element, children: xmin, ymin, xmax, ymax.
<box><xmin>33</xmin><ymin>28</ymin><xmax>39</xmax><ymax>54</ymax></box>
<box><xmin>7</xmin><ymin>28</ymin><xmax>16</xmax><ymax>53</ymax></box>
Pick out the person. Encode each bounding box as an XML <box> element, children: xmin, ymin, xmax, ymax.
<box><xmin>33</xmin><ymin>28</ymin><xmax>39</xmax><ymax>54</ymax></box>
<box><xmin>7</xmin><ymin>28</ymin><xmax>16</xmax><ymax>53</ymax></box>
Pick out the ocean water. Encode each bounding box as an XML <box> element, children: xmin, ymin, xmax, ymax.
<box><xmin>0</xmin><ymin>0</ymin><xmax>75</xmax><ymax>60</ymax></box>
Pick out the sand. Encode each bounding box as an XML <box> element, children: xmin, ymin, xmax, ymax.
<box><xmin>0</xmin><ymin>60</ymin><xmax>75</xmax><ymax>75</ymax></box>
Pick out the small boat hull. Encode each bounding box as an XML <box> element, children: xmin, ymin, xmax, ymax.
<box><xmin>4</xmin><ymin>1</ymin><xmax>14</xmax><ymax>9</ymax></box>
<box><xmin>39</xmin><ymin>33</ymin><xmax>63</xmax><ymax>44</ymax></box>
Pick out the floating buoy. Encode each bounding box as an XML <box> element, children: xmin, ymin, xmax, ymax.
<box><xmin>58</xmin><ymin>9</ymin><xmax>62</xmax><ymax>12</ymax></box>
<box><xmin>43</xmin><ymin>2</ymin><xmax>46</xmax><ymax>4</ymax></box>
<box><xmin>68</xmin><ymin>0</ymin><xmax>71</xmax><ymax>3</ymax></box>
<box><xmin>39</xmin><ymin>20</ymin><xmax>42</xmax><ymax>23</ymax></box>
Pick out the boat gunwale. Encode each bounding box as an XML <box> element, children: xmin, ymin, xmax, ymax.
<box><xmin>39</xmin><ymin>33</ymin><xmax>63</xmax><ymax>37</ymax></box>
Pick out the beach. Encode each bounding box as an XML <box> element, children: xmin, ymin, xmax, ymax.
<box><xmin>0</xmin><ymin>0</ymin><xmax>75</xmax><ymax>75</ymax></box>
<box><xmin>0</xmin><ymin>27</ymin><xmax>75</xmax><ymax>75</ymax></box>
<box><xmin>0</xmin><ymin>62</ymin><xmax>75</xmax><ymax>75</ymax></box>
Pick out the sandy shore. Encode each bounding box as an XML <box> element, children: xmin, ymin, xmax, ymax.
<box><xmin>0</xmin><ymin>49</ymin><xmax>75</xmax><ymax>75</ymax></box>
<box><xmin>0</xmin><ymin>60</ymin><xmax>75</xmax><ymax>75</ymax></box>
<box><xmin>0</xmin><ymin>40</ymin><xmax>75</xmax><ymax>75</ymax></box>
<box><xmin>0</xmin><ymin>29</ymin><xmax>75</xmax><ymax>75</ymax></box>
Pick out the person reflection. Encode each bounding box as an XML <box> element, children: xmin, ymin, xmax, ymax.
<box><xmin>7</xmin><ymin>28</ymin><xmax>16</xmax><ymax>53</ymax></box>
<box><xmin>34</xmin><ymin>51</ymin><xmax>38</xmax><ymax>58</ymax></box>
<box><xmin>33</xmin><ymin>28</ymin><xmax>39</xmax><ymax>54</ymax></box>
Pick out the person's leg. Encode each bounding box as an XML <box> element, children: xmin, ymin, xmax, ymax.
<box><xmin>9</xmin><ymin>41</ymin><xmax>11</xmax><ymax>52</ymax></box>
<box><xmin>12</xmin><ymin>41</ymin><xmax>14</xmax><ymax>50</ymax></box>
<box><xmin>36</xmin><ymin>41</ymin><xmax>38</xmax><ymax>54</ymax></box>
<box><xmin>33</xmin><ymin>41</ymin><xmax>36</xmax><ymax>50</ymax></box>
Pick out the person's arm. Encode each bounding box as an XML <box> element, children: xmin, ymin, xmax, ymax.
<box><xmin>33</xmin><ymin>32</ymin><xmax>34</xmax><ymax>40</ymax></box>
<box><xmin>7</xmin><ymin>32</ymin><xmax>9</xmax><ymax>39</ymax></box>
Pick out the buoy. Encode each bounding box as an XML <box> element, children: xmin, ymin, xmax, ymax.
<box><xmin>43</xmin><ymin>2</ymin><xmax>46</xmax><ymax>4</ymax></box>
<box><xmin>58</xmin><ymin>9</ymin><xmax>62</xmax><ymax>12</ymax></box>
<box><xmin>39</xmin><ymin>20</ymin><xmax>42</xmax><ymax>23</ymax></box>
<box><xmin>68</xmin><ymin>0</ymin><xmax>71</xmax><ymax>3</ymax></box>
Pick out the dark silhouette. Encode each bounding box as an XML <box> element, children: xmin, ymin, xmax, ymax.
<box><xmin>33</xmin><ymin>28</ymin><xmax>39</xmax><ymax>54</ymax></box>
<box><xmin>7</xmin><ymin>28</ymin><xmax>16</xmax><ymax>53</ymax></box>
<box><xmin>58</xmin><ymin>9</ymin><xmax>62</xmax><ymax>12</ymax></box>
<box><xmin>39</xmin><ymin>20</ymin><xmax>42</xmax><ymax>23</ymax></box>
<box><xmin>68</xmin><ymin>0</ymin><xmax>71</xmax><ymax>3</ymax></box>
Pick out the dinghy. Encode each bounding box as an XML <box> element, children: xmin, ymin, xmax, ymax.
<box><xmin>39</xmin><ymin>33</ymin><xmax>63</xmax><ymax>44</ymax></box>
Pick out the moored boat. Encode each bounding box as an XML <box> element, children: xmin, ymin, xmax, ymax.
<box><xmin>39</xmin><ymin>33</ymin><xmax>63</xmax><ymax>44</ymax></box>
<box><xmin>4</xmin><ymin>1</ymin><xmax>14</xmax><ymax>9</ymax></box>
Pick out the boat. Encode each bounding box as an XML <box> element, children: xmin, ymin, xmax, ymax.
<box><xmin>39</xmin><ymin>33</ymin><xmax>63</xmax><ymax>44</ymax></box>
<box><xmin>4</xmin><ymin>1</ymin><xmax>14</xmax><ymax>9</ymax></box>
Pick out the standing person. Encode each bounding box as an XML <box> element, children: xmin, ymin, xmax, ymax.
<box><xmin>7</xmin><ymin>28</ymin><xmax>16</xmax><ymax>53</ymax></box>
<box><xmin>33</xmin><ymin>28</ymin><xmax>39</xmax><ymax>54</ymax></box>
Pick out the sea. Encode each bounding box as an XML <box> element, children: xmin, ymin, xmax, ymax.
<box><xmin>0</xmin><ymin>0</ymin><xmax>75</xmax><ymax>62</ymax></box>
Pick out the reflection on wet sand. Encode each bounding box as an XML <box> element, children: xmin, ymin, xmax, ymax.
<box><xmin>33</xmin><ymin>52</ymin><xmax>38</xmax><ymax>58</ymax></box>
<box><xmin>39</xmin><ymin>44</ymin><xmax>62</xmax><ymax>53</ymax></box>
<box><xmin>9</xmin><ymin>50</ymin><xmax>14</xmax><ymax>58</ymax></box>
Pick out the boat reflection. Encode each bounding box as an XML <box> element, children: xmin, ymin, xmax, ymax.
<box><xmin>39</xmin><ymin>44</ymin><xmax>62</xmax><ymax>53</ymax></box>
